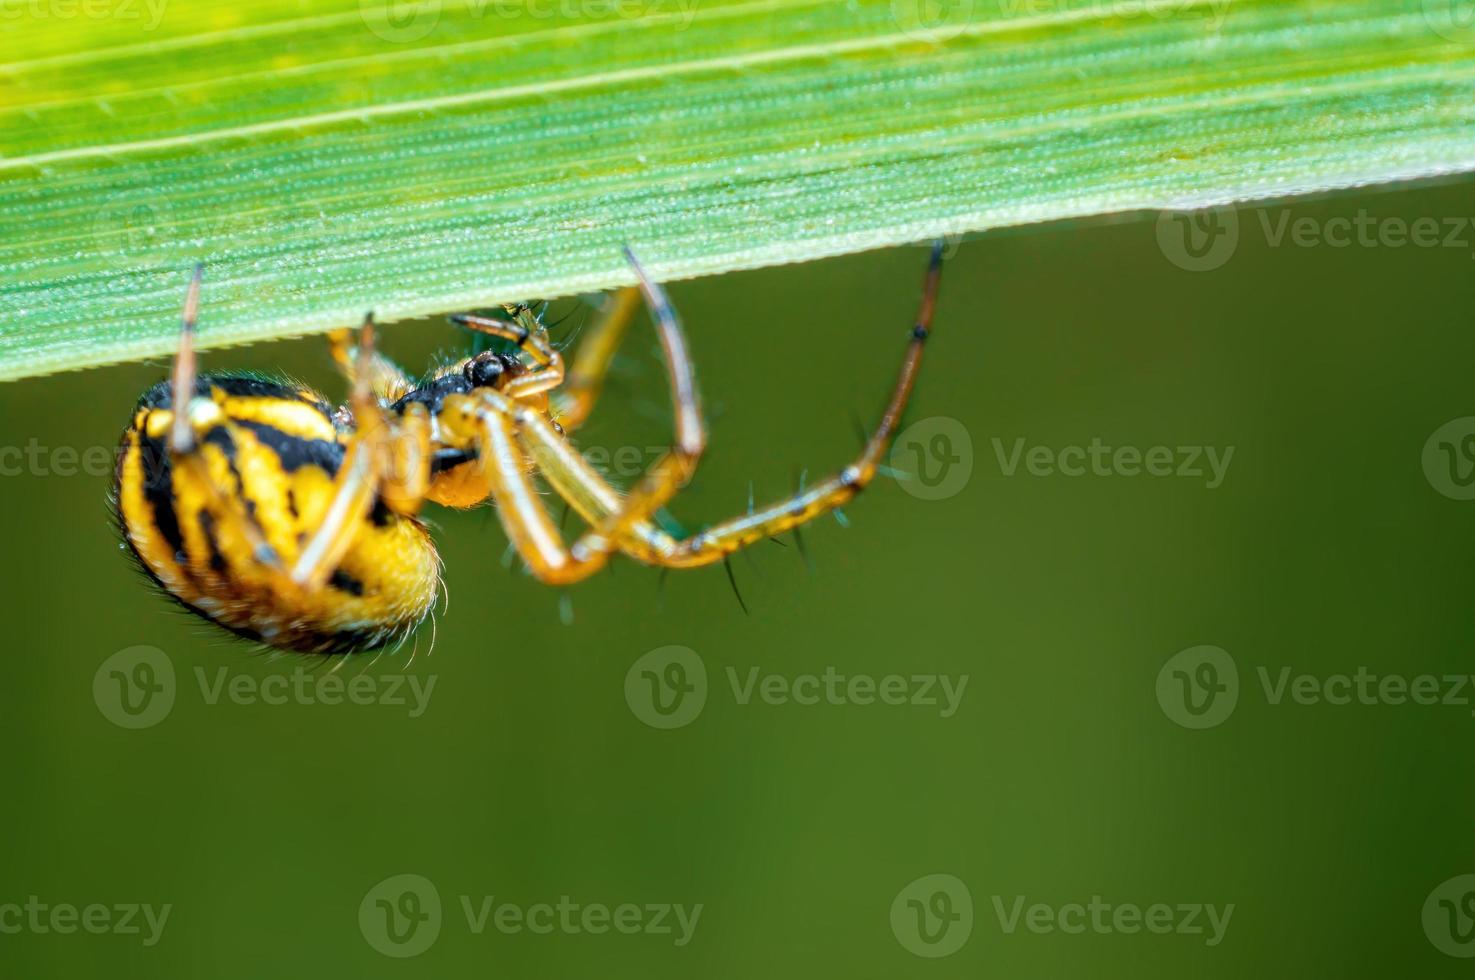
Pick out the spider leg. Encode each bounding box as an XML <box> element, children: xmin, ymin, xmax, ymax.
<box><xmin>449</xmin><ymin>308</ymin><xmax>566</xmax><ymax>399</ymax></box>
<box><xmin>463</xmin><ymin>245</ymin><xmax>944</xmax><ymax>578</ymax></box>
<box><xmin>328</xmin><ymin>323</ymin><xmax>416</xmax><ymax>403</ymax></box>
<box><xmin>166</xmin><ymin>265</ymin><xmax>204</xmax><ymax>456</ymax></box>
<box><xmin>163</xmin><ymin>265</ymin><xmax>284</xmax><ymax>570</ymax></box>
<box><xmin>289</xmin><ymin>314</ymin><xmax>392</xmax><ymax>589</ymax></box>
<box><xmin>443</xmin><ymin>243</ymin><xmax>941</xmax><ymax>584</ymax></box>
<box><xmin>583</xmin><ymin>248</ymin><xmax>705</xmax><ymax>541</ymax></box>
<box><xmin>492</xmin><ymin>395</ymin><xmax>678</xmax><ymax>565</ymax></box>
<box><xmin>437</xmin><ymin>384</ymin><xmax>689</xmax><ymax>584</ymax></box>
<box><xmin>553</xmin><ymin>286</ymin><xmax>642</xmax><ymax>431</ymax></box>
<box><xmin>441</xmin><ymin>389</ymin><xmax>613</xmax><ymax>585</ymax></box>
<box><xmin>481</xmin><ymin>249</ymin><xmax>705</xmax><ymax>558</ymax></box>
<box><xmin>449</xmin><ymin>307</ymin><xmax>559</xmax><ymax>366</ymax></box>
<box><xmin>648</xmin><ymin>242</ymin><xmax>944</xmax><ymax>568</ymax></box>
<box><xmin>453</xmin><ymin>248</ymin><xmax>701</xmax><ymax>548</ymax></box>
<box><xmin>327</xmin><ymin>315</ymin><xmax>430</xmax><ymax>513</ymax></box>
<box><xmin>492</xmin><ymin>242</ymin><xmax>945</xmax><ymax>571</ymax></box>
<box><xmin>380</xmin><ymin>400</ymin><xmax>433</xmax><ymax>516</ymax></box>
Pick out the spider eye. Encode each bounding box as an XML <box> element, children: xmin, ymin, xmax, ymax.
<box><xmin>465</xmin><ymin>355</ymin><xmax>503</xmax><ymax>387</ymax></box>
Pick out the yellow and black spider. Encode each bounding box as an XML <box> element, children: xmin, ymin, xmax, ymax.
<box><xmin>112</xmin><ymin>247</ymin><xmax>944</xmax><ymax>653</ymax></box>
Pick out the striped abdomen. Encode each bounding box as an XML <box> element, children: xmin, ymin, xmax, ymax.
<box><xmin>113</xmin><ymin>375</ymin><xmax>439</xmax><ymax>654</ymax></box>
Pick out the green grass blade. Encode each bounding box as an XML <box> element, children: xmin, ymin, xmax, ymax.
<box><xmin>2</xmin><ymin>0</ymin><xmax>1474</xmax><ymax>379</ymax></box>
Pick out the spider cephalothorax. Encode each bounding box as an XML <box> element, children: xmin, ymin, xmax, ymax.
<box><xmin>113</xmin><ymin>247</ymin><xmax>944</xmax><ymax>653</ymax></box>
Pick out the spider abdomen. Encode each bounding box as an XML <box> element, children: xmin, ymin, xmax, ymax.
<box><xmin>113</xmin><ymin>375</ymin><xmax>440</xmax><ymax>654</ymax></box>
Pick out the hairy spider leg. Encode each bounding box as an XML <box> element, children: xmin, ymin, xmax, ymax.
<box><xmin>288</xmin><ymin>314</ymin><xmax>394</xmax><ymax>589</ymax></box>
<box><xmin>442</xmin><ymin>242</ymin><xmax>943</xmax><ymax>583</ymax></box>
<box><xmin>449</xmin><ymin>306</ymin><xmax>564</xmax><ymax>400</ymax></box>
<box><xmin>553</xmin><ymin>286</ymin><xmax>642</xmax><ymax>431</ymax></box>
<box><xmin>163</xmin><ymin>265</ymin><xmax>285</xmax><ymax>574</ymax></box>
<box><xmin>328</xmin><ymin>322</ymin><xmax>417</xmax><ymax>404</ymax></box>
<box><xmin>326</xmin><ymin>322</ymin><xmax>433</xmax><ymax>516</ymax></box>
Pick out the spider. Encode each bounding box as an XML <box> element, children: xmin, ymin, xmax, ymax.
<box><xmin>112</xmin><ymin>245</ymin><xmax>944</xmax><ymax>653</ymax></box>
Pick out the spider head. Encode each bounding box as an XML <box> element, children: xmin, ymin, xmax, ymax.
<box><xmin>463</xmin><ymin>351</ymin><xmax>522</xmax><ymax>389</ymax></box>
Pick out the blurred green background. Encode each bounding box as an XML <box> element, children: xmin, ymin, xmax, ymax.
<box><xmin>3</xmin><ymin>177</ymin><xmax>1475</xmax><ymax>977</ymax></box>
